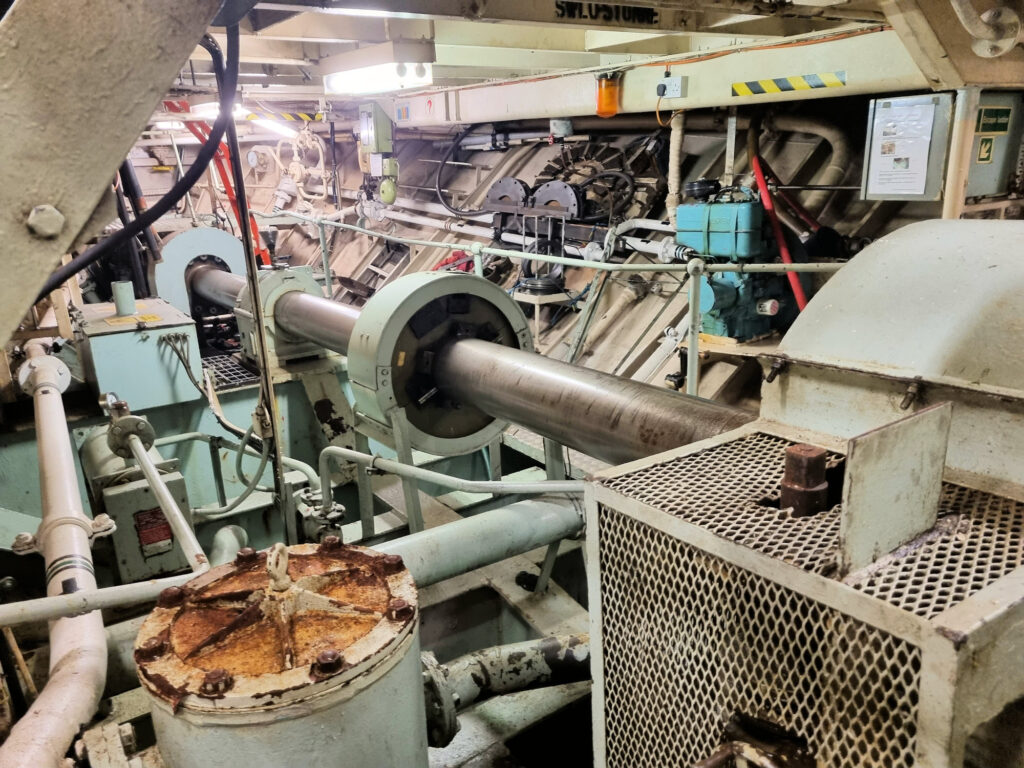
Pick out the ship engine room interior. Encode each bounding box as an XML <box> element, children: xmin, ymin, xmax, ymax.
<box><xmin>3</xmin><ymin>1</ymin><xmax>1024</xmax><ymax>767</ymax></box>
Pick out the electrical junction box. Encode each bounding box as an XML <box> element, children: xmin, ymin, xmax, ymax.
<box><xmin>966</xmin><ymin>91</ymin><xmax>1024</xmax><ymax>198</ymax></box>
<box><xmin>76</xmin><ymin>298</ymin><xmax>203</xmax><ymax>412</ymax></box>
<box><xmin>657</xmin><ymin>75</ymin><xmax>687</xmax><ymax>99</ymax></box>
<box><xmin>359</xmin><ymin>102</ymin><xmax>393</xmax><ymax>155</ymax></box>
<box><xmin>101</xmin><ymin>466</ymin><xmax>191</xmax><ymax>582</ymax></box>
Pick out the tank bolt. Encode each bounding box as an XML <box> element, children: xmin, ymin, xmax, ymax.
<box><xmin>314</xmin><ymin>648</ymin><xmax>344</xmax><ymax>676</ymax></box>
<box><xmin>764</xmin><ymin>358</ymin><xmax>787</xmax><ymax>383</ymax></box>
<box><xmin>26</xmin><ymin>204</ymin><xmax>65</xmax><ymax>239</ymax></box>
<box><xmin>378</xmin><ymin>554</ymin><xmax>405</xmax><ymax>575</ymax></box>
<box><xmin>157</xmin><ymin>586</ymin><xmax>186</xmax><ymax>608</ymax></box>
<box><xmin>234</xmin><ymin>547</ymin><xmax>258</xmax><ymax>566</ymax></box>
<box><xmin>200</xmin><ymin>668</ymin><xmax>234</xmax><ymax>696</ymax></box>
<box><xmin>319</xmin><ymin>534</ymin><xmax>343</xmax><ymax>553</ymax></box>
<box><xmin>134</xmin><ymin>636</ymin><xmax>167</xmax><ymax>663</ymax></box>
<box><xmin>387</xmin><ymin>598</ymin><xmax>415</xmax><ymax>622</ymax></box>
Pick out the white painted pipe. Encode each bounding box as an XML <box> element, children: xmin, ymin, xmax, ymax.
<box><xmin>0</xmin><ymin>343</ymin><xmax>107</xmax><ymax>768</ymax></box>
<box><xmin>666</xmin><ymin>112</ymin><xmax>685</xmax><ymax>226</ymax></box>
<box><xmin>127</xmin><ymin>434</ymin><xmax>208</xmax><ymax>572</ymax></box>
<box><xmin>0</xmin><ymin>570</ymin><xmax>201</xmax><ymax>628</ymax></box>
<box><xmin>319</xmin><ymin>446</ymin><xmax>583</xmax><ymax>519</ymax></box>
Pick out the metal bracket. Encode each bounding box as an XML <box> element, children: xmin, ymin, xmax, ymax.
<box><xmin>12</xmin><ymin>513</ymin><xmax>116</xmax><ymax>555</ymax></box>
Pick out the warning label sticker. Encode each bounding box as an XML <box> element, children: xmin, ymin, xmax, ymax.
<box><xmin>135</xmin><ymin>508</ymin><xmax>173</xmax><ymax>556</ymax></box>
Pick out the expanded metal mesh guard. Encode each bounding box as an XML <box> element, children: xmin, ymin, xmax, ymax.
<box><xmin>597</xmin><ymin>508</ymin><xmax>921</xmax><ymax>767</ymax></box>
<box><xmin>854</xmin><ymin>484</ymin><xmax>1024</xmax><ymax>619</ymax></box>
<box><xmin>600</xmin><ymin>433</ymin><xmax>1024</xmax><ymax>617</ymax></box>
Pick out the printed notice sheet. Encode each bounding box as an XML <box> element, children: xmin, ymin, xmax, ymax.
<box><xmin>866</xmin><ymin>102</ymin><xmax>935</xmax><ymax>196</ymax></box>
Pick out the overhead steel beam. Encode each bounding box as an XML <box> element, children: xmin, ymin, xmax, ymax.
<box><xmin>198</xmin><ymin>32</ymin><xmax>330</xmax><ymax>66</ymax></box>
<box><xmin>252</xmin><ymin>0</ymin><xmax>853</xmax><ymax>34</ymax></box>
<box><xmin>0</xmin><ymin>0</ymin><xmax>222</xmax><ymax>347</ymax></box>
<box><xmin>383</xmin><ymin>27</ymin><xmax>928</xmax><ymax>126</ymax></box>
<box><xmin>255</xmin><ymin>0</ymin><xmax>885</xmax><ymax>29</ymax></box>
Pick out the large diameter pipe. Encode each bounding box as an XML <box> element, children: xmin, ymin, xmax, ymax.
<box><xmin>433</xmin><ymin>338</ymin><xmax>753</xmax><ymax>466</ymax></box>
<box><xmin>192</xmin><ymin>268</ymin><xmax>753</xmax><ymax>464</ymax></box>
<box><xmin>191</xmin><ymin>268</ymin><xmax>360</xmax><ymax>355</ymax></box>
<box><xmin>378</xmin><ymin>497</ymin><xmax>582</xmax><ymax>588</ymax></box>
<box><xmin>445</xmin><ymin>634</ymin><xmax>590</xmax><ymax>711</ymax></box>
<box><xmin>0</xmin><ymin>345</ymin><xmax>107</xmax><ymax>768</ymax></box>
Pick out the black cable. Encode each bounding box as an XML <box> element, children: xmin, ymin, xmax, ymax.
<box><xmin>112</xmin><ymin>181</ymin><xmax>147</xmax><ymax>298</ymax></box>
<box><xmin>34</xmin><ymin>24</ymin><xmax>241</xmax><ymax>303</ymax></box>
<box><xmin>119</xmin><ymin>158</ymin><xmax>162</xmax><ymax>281</ymax></box>
<box><xmin>435</xmin><ymin>123</ymin><xmax>488</xmax><ymax>217</ymax></box>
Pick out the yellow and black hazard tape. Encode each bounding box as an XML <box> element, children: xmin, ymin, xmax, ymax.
<box><xmin>732</xmin><ymin>71</ymin><xmax>846</xmax><ymax>97</ymax></box>
<box><xmin>245</xmin><ymin>110</ymin><xmax>323</xmax><ymax>122</ymax></box>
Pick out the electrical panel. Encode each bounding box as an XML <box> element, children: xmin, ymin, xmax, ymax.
<box><xmin>965</xmin><ymin>91</ymin><xmax>1024</xmax><ymax>198</ymax></box>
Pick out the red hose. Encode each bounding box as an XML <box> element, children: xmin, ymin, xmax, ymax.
<box><xmin>751</xmin><ymin>154</ymin><xmax>808</xmax><ymax>311</ymax></box>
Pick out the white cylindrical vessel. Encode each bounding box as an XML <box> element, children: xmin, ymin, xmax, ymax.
<box><xmin>135</xmin><ymin>540</ymin><xmax>428</xmax><ymax>768</ymax></box>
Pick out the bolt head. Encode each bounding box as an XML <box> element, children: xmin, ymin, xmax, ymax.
<box><xmin>387</xmin><ymin>597</ymin><xmax>415</xmax><ymax>622</ymax></box>
<box><xmin>134</xmin><ymin>635</ymin><xmax>167</xmax><ymax>663</ymax></box>
<box><xmin>783</xmin><ymin>443</ymin><xmax>828</xmax><ymax>487</ymax></box>
<box><xmin>200</xmin><ymin>668</ymin><xmax>233</xmax><ymax>695</ymax></box>
<box><xmin>157</xmin><ymin>586</ymin><xmax>186</xmax><ymax>608</ymax></box>
<box><xmin>313</xmin><ymin>648</ymin><xmax>344</xmax><ymax>676</ymax></box>
<box><xmin>378</xmin><ymin>553</ymin><xmax>405</xmax><ymax>575</ymax></box>
<box><xmin>27</xmin><ymin>204</ymin><xmax>65</xmax><ymax>238</ymax></box>
<box><xmin>234</xmin><ymin>547</ymin><xmax>258</xmax><ymax>566</ymax></box>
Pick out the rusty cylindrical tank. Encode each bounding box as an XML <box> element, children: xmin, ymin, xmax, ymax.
<box><xmin>134</xmin><ymin>539</ymin><xmax>427</xmax><ymax>768</ymax></box>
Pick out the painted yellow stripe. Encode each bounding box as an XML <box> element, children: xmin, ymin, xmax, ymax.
<box><xmin>788</xmin><ymin>75</ymin><xmax>814</xmax><ymax>91</ymax></box>
<box><xmin>758</xmin><ymin>79</ymin><xmax>782</xmax><ymax>94</ymax></box>
<box><xmin>281</xmin><ymin>113</ymin><xmax>296</xmax><ymax>121</ymax></box>
<box><xmin>820</xmin><ymin>72</ymin><xmax>845</xmax><ymax>88</ymax></box>
<box><xmin>732</xmin><ymin>81</ymin><xmax>754</xmax><ymax>97</ymax></box>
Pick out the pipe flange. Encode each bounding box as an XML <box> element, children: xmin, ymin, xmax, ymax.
<box><xmin>17</xmin><ymin>355</ymin><xmax>71</xmax><ymax>395</ymax></box>
<box><xmin>235</xmin><ymin>266</ymin><xmax>325</xmax><ymax>363</ymax></box>
<box><xmin>347</xmin><ymin>272</ymin><xmax>533</xmax><ymax>456</ymax></box>
<box><xmin>107</xmin><ymin>416</ymin><xmax>156</xmax><ymax>459</ymax></box>
<box><xmin>421</xmin><ymin>651</ymin><xmax>459</xmax><ymax>747</ymax></box>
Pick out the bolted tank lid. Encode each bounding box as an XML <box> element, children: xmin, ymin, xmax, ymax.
<box><xmin>134</xmin><ymin>538</ymin><xmax>417</xmax><ymax>712</ymax></box>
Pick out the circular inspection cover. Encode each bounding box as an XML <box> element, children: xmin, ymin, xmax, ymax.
<box><xmin>134</xmin><ymin>540</ymin><xmax>417</xmax><ymax>713</ymax></box>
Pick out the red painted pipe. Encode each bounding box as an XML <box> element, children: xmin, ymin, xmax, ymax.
<box><xmin>751</xmin><ymin>154</ymin><xmax>808</xmax><ymax>311</ymax></box>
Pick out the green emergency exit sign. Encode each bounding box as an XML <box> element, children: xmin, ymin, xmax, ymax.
<box><xmin>976</xmin><ymin>106</ymin><xmax>1013</xmax><ymax>134</ymax></box>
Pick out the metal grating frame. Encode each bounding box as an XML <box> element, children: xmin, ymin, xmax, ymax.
<box><xmin>600</xmin><ymin>433</ymin><xmax>1024</xmax><ymax>618</ymax></box>
<box><xmin>202</xmin><ymin>354</ymin><xmax>260</xmax><ymax>390</ymax></box>
<box><xmin>597</xmin><ymin>508</ymin><xmax>921</xmax><ymax>768</ymax></box>
<box><xmin>590</xmin><ymin>429</ymin><xmax>1024</xmax><ymax>768</ymax></box>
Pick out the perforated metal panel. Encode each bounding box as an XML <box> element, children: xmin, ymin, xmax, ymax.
<box><xmin>597</xmin><ymin>508</ymin><xmax>921</xmax><ymax>768</ymax></box>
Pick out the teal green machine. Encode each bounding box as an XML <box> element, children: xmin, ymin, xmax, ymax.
<box><xmin>0</xmin><ymin>227</ymin><xmax>525</xmax><ymax>586</ymax></box>
<box><xmin>675</xmin><ymin>186</ymin><xmax>798</xmax><ymax>341</ymax></box>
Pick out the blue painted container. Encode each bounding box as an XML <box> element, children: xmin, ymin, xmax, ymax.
<box><xmin>675</xmin><ymin>200</ymin><xmax>763</xmax><ymax>259</ymax></box>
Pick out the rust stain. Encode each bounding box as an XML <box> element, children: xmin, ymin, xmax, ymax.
<box><xmin>136</xmin><ymin>542</ymin><xmax>413</xmax><ymax>706</ymax></box>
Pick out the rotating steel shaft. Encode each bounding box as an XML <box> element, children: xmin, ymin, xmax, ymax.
<box><xmin>192</xmin><ymin>269</ymin><xmax>753</xmax><ymax>464</ymax></box>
